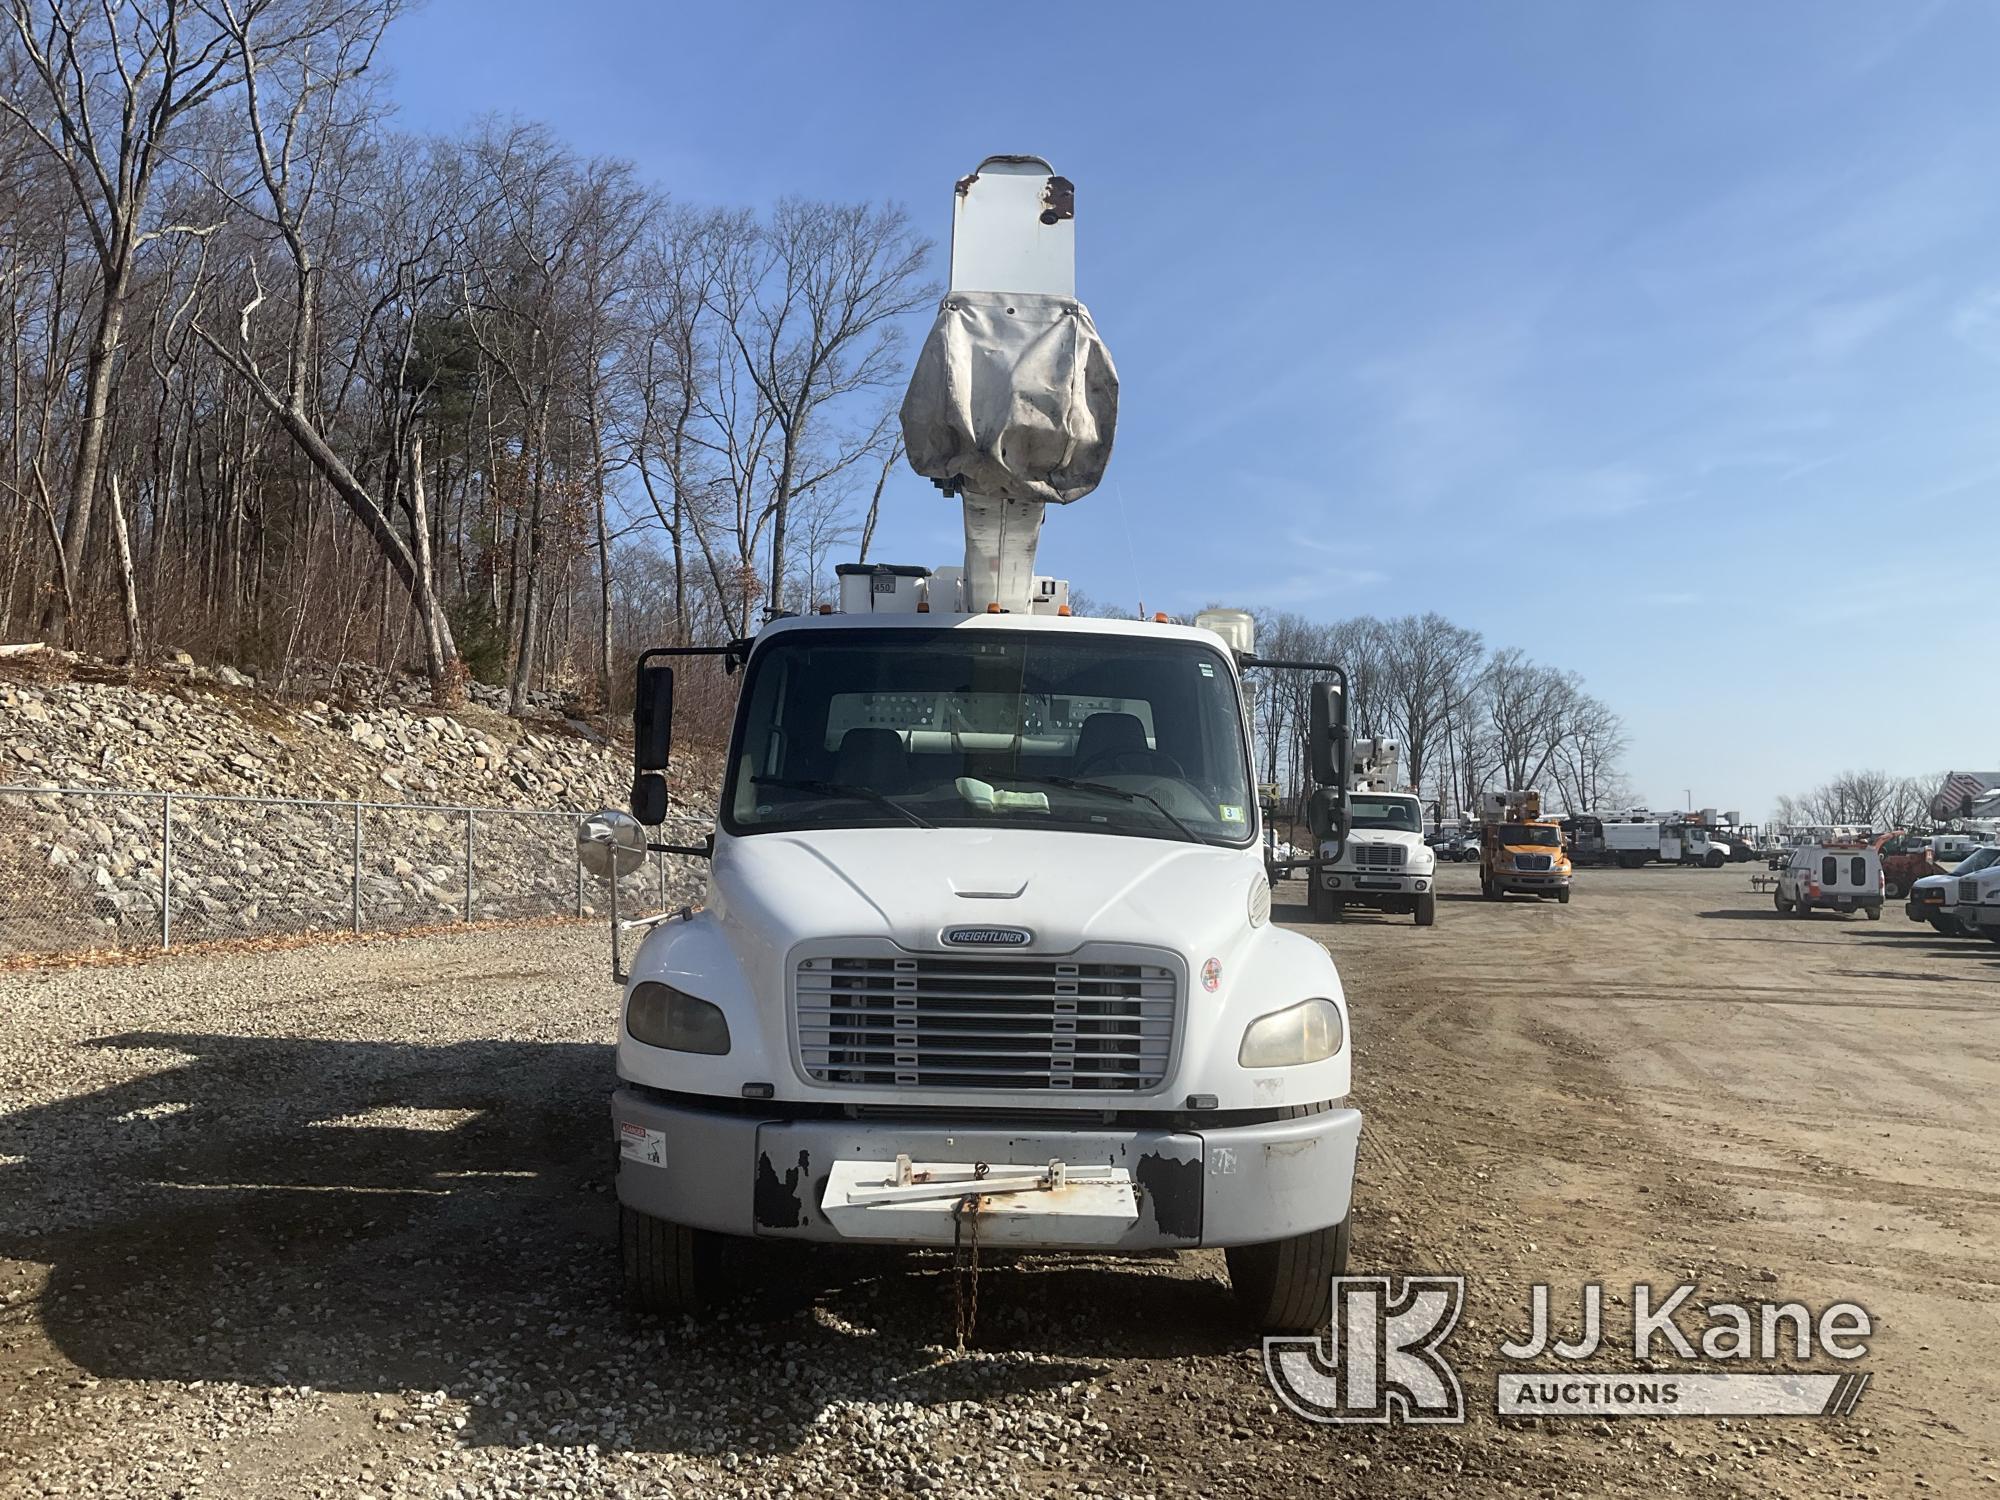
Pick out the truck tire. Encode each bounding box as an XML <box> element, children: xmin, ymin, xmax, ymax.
<box><xmin>1774</xmin><ymin>892</ymin><xmax>1794</xmax><ymax>914</ymax></box>
<box><xmin>1226</xmin><ymin>1104</ymin><xmax>1350</xmax><ymax>1333</ymax></box>
<box><xmin>1792</xmin><ymin>899</ymin><xmax>1811</xmax><ymax>919</ymax></box>
<box><xmin>1414</xmin><ymin>892</ymin><xmax>1436</xmax><ymax>926</ymax></box>
<box><xmin>1884</xmin><ymin>879</ymin><xmax>1904</xmax><ymax>900</ymax></box>
<box><xmin>1864</xmin><ymin>905</ymin><xmax>1882</xmax><ymax>921</ymax></box>
<box><xmin>1704</xmin><ymin>850</ymin><xmax>1725</xmax><ymax>869</ymax></box>
<box><xmin>620</xmin><ymin>1204</ymin><xmax>720</xmax><ymax>1316</ymax></box>
<box><xmin>1557</xmin><ymin>885</ymin><xmax>1571</xmax><ymax>905</ymax></box>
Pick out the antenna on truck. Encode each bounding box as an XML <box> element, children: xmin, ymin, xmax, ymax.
<box><xmin>899</xmin><ymin>156</ymin><xmax>1120</xmax><ymax>613</ymax></box>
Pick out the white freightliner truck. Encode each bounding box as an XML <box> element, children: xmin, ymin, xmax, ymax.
<box><xmin>578</xmin><ymin>157</ymin><xmax>1362</xmax><ymax>1334</ymax></box>
<box><xmin>1306</xmin><ymin>738</ymin><xmax>1437</xmax><ymax>925</ymax></box>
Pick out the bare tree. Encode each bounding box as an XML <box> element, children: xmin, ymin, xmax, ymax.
<box><xmin>1378</xmin><ymin>613</ymin><xmax>1483</xmax><ymax>796</ymax></box>
<box><xmin>2</xmin><ymin>0</ymin><xmax>242</xmax><ymax>645</ymax></box>
<box><xmin>705</xmin><ymin>199</ymin><xmax>932</xmax><ymax>616</ymax></box>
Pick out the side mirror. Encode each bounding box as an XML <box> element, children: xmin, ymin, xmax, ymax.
<box><xmin>1308</xmin><ymin>680</ymin><xmax>1348</xmax><ymax>789</ymax></box>
<box><xmin>577</xmin><ymin>808</ymin><xmax>648</xmax><ymax>880</ymax></box>
<box><xmin>631</xmin><ymin>662</ymin><xmax>674</xmax><ymax>827</ymax></box>
<box><xmin>1307</xmin><ymin>784</ymin><xmax>1348</xmax><ymax>849</ymax></box>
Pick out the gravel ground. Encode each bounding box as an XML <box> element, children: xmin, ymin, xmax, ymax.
<box><xmin>2</xmin><ymin>865</ymin><xmax>1994</xmax><ymax>1497</ymax></box>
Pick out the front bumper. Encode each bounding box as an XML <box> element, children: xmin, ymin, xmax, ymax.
<box><xmin>1493</xmin><ymin>870</ymin><xmax>1571</xmax><ymax>894</ymax></box>
<box><xmin>1320</xmin><ymin>870</ymin><xmax>1431</xmax><ymax>897</ymax></box>
<box><xmin>611</xmin><ymin>1088</ymin><xmax>1361</xmax><ymax>1250</ymax></box>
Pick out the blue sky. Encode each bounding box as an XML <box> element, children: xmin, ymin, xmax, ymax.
<box><xmin>382</xmin><ymin>1</ymin><xmax>1998</xmax><ymax>818</ymax></box>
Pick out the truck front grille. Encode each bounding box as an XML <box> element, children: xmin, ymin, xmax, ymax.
<box><xmin>1515</xmin><ymin>853</ymin><xmax>1553</xmax><ymax>872</ymax></box>
<box><xmin>1351</xmin><ymin>843</ymin><xmax>1406</xmax><ymax>869</ymax></box>
<box><xmin>794</xmin><ymin>949</ymin><xmax>1177</xmax><ymax>1092</ymax></box>
<box><xmin>1960</xmin><ymin>880</ymin><xmax>1980</xmax><ymax>903</ymax></box>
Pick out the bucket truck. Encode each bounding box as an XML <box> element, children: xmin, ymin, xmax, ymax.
<box><xmin>1306</xmin><ymin>738</ymin><xmax>1438</xmax><ymax>926</ymax></box>
<box><xmin>1479</xmin><ymin>788</ymin><xmax>1573</xmax><ymax>901</ymax></box>
<box><xmin>578</xmin><ymin>157</ymin><xmax>1364</xmax><ymax>1335</ymax></box>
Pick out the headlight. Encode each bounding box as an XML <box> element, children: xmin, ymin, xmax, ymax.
<box><xmin>1238</xmin><ymin>998</ymin><xmax>1345</xmax><ymax>1068</ymax></box>
<box><xmin>627</xmin><ymin>982</ymin><xmax>731</xmax><ymax>1054</ymax></box>
<box><xmin>1248</xmin><ymin>874</ymin><xmax>1271</xmax><ymax>929</ymax></box>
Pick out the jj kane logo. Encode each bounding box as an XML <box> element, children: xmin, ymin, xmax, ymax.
<box><xmin>1266</xmin><ymin>1277</ymin><xmax>1873</xmax><ymax>1425</ymax></box>
<box><xmin>941</xmin><ymin>926</ymin><xmax>1033</xmax><ymax>947</ymax></box>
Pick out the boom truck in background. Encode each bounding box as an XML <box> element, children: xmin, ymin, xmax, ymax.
<box><xmin>576</xmin><ymin>156</ymin><xmax>1364</xmax><ymax>1334</ymax></box>
<box><xmin>1479</xmin><ymin>788</ymin><xmax>1573</xmax><ymax>901</ymax></box>
<box><xmin>1306</xmin><ymin>738</ymin><xmax>1438</xmax><ymax>926</ymax></box>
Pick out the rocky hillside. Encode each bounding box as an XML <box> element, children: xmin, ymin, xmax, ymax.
<box><xmin>0</xmin><ymin>652</ymin><xmax>717</xmax><ymax>955</ymax></box>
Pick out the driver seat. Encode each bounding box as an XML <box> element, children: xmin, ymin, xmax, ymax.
<box><xmin>1074</xmin><ymin>712</ymin><xmax>1149</xmax><ymax>776</ymax></box>
<box><xmin>834</xmin><ymin>727</ymin><xmax>911</xmax><ymax>791</ymax></box>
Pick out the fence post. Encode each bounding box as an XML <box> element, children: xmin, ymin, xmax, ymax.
<box><xmin>464</xmin><ymin>807</ymin><xmax>475</xmax><ymax>922</ymax></box>
<box><xmin>351</xmin><ymin>803</ymin><xmax>362</xmax><ymax>933</ymax></box>
<box><xmin>574</xmin><ymin>818</ymin><xmax>584</xmax><ymax>918</ymax></box>
<box><xmin>159</xmin><ymin>792</ymin><xmax>172</xmax><ymax>950</ymax></box>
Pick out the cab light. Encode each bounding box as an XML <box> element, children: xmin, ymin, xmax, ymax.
<box><xmin>627</xmin><ymin>982</ymin><xmax>731</xmax><ymax>1054</ymax></box>
<box><xmin>1239</xmin><ymin>998</ymin><xmax>1345</xmax><ymax>1068</ymax></box>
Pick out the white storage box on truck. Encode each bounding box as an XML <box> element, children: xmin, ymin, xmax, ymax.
<box><xmin>579</xmin><ymin>156</ymin><xmax>1364</xmax><ymax>1336</ymax></box>
<box><xmin>1775</xmin><ymin>844</ymin><xmax>1883</xmax><ymax>919</ymax></box>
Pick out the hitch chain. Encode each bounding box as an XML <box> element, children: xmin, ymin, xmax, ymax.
<box><xmin>951</xmin><ymin>1162</ymin><xmax>990</xmax><ymax>1352</ymax></box>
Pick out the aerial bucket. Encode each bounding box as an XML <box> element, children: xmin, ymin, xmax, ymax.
<box><xmin>900</xmin><ymin>156</ymin><xmax>1119</xmax><ymax>613</ymax></box>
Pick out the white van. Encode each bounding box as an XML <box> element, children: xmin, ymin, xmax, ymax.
<box><xmin>1775</xmin><ymin>844</ymin><xmax>1883</xmax><ymax>919</ymax></box>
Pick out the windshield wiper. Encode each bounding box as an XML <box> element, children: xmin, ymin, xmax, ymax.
<box><xmin>1000</xmin><ymin>773</ymin><xmax>1202</xmax><ymax>843</ymax></box>
<box><xmin>752</xmin><ymin>776</ymin><xmax>936</xmax><ymax>830</ymax></box>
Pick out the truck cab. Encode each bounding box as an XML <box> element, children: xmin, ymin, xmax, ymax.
<box><xmin>598</xmin><ymin>609</ymin><xmax>1360</xmax><ymax>1332</ymax></box>
<box><xmin>1963</xmin><ymin>860</ymin><xmax>2000</xmax><ymax>944</ymax></box>
<box><xmin>1907</xmin><ymin>844</ymin><xmax>1998</xmax><ymax>935</ymax></box>
<box><xmin>1309</xmin><ymin>741</ymin><xmax>1437</xmax><ymax>926</ymax></box>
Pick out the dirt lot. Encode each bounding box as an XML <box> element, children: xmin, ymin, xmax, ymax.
<box><xmin>2</xmin><ymin>862</ymin><xmax>1996</xmax><ymax>1497</ymax></box>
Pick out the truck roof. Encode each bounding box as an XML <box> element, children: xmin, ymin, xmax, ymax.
<box><xmin>758</xmin><ymin>609</ymin><xmax>1240</xmax><ymax>658</ymax></box>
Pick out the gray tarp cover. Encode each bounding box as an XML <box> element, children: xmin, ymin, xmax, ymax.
<box><xmin>900</xmin><ymin>291</ymin><xmax>1118</xmax><ymax>505</ymax></box>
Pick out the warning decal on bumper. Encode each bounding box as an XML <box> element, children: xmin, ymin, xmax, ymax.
<box><xmin>619</xmin><ymin>1122</ymin><xmax>666</xmax><ymax>1167</ymax></box>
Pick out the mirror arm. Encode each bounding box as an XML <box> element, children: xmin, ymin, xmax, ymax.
<box><xmin>647</xmin><ymin>835</ymin><xmax>714</xmax><ymax>859</ymax></box>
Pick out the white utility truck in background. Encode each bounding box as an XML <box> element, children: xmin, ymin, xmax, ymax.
<box><xmin>1307</xmin><ymin>738</ymin><xmax>1438</xmax><ymax>925</ymax></box>
<box><xmin>579</xmin><ymin>156</ymin><xmax>1363</xmax><ymax>1335</ymax></box>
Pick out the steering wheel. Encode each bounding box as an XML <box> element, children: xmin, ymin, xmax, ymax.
<box><xmin>1076</xmin><ymin>747</ymin><xmax>1188</xmax><ymax>780</ymax></box>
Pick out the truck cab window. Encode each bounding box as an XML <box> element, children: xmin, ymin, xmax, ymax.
<box><xmin>722</xmin><ymin>628</ymin><xmax>1255</xmax><ymax>846</ymax></box>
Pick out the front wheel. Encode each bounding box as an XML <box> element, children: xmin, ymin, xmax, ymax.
<box><xmin>1705</xmin><ymin>851</ymin><xmax>1725</xmax><ymax>869</ymax></box>
<box><xmin>1774</xmin><ymin>893</ymin><xmax>1795</xmax><ymax>914</ymax></box>
<box><xmin>621</xmin><ymin>1204</ymin><xmax>722</xmax><ymax>1316</ymax></box>
<box><xmin>1414</xmin><ymin>892</ymin><xmax>1436</xmax><ymax>926</ymax></box>
<box><xmin>1557</xmin><ymin>885</ymin><xmax>1571</xmax><ymax>905</ymax></box>
<box><xmin>1884</xmin><ymin>879</ymin><xmax>1905</xmax><ymax>900</ymax></box>
<box><xmin>1228</xmin><ymin>1215</ymin><xmax>1351</xmax><ymax>1334</ymax></box>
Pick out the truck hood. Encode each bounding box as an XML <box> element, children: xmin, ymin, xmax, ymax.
<box><xmin>709</xmin><ymin>826</ymin><xmax>1264</xmax><ymax>956</ymax></box>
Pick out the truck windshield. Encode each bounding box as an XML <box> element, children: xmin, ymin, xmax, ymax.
<box><xmin>1501</xmin><ymin>823</ymin><xmax>1562</xmax><ymax>846</ymax></box>
<box><xmin>1351</xmin><ymin>796</ymin><xmax>1420</xmax><ymax>831</ymax></box>
<box><xmin>723</xmin><ymin>628</ymin><xmax>1255</xmax><ymax>846</ymax></box>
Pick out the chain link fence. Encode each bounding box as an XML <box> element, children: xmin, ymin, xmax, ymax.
<box><xmin>0</xmin><ymin>785</ymin><xmax>710</xmax><ymax>956</ymax></box>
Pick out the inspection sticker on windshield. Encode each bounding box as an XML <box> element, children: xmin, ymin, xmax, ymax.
<box><xmin>619</xmin><ymin>1123</ymin><xmax>666</xmax><ymax>1167</ymax></box>
<box><xmin>1218</xmin><ymin>803</ymin><xmax>1245</xmax><ymax>823</ymax></box>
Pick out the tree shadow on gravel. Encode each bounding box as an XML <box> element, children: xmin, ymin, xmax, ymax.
<box><xmin>0</xmin><ymin>1032</ymin><xmax>1236</xmax><ymax>1456</ymax></box>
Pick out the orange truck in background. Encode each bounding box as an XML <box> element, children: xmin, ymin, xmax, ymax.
<box><xmin>1479</xmin><ymin>788</ymin><xmax>1574</xmax><ymax>903</ymax></box>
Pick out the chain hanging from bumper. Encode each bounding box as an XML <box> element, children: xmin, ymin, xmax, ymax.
<box><xmin>951</xmin><ymin>1162</ymin><xmax>990</xmax><ymax>1352</ymax></box>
